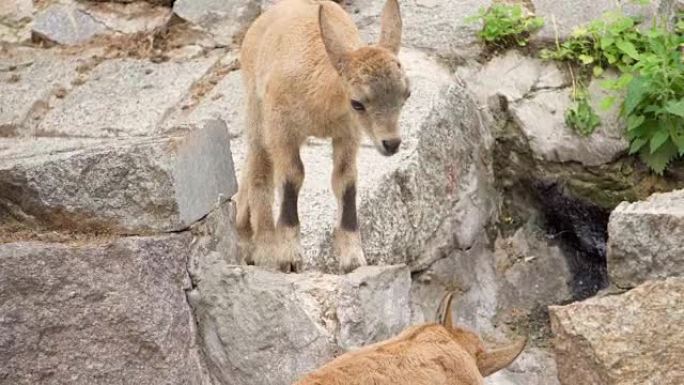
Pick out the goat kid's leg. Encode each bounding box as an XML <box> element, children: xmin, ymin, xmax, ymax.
<box><xmin>235</xmin><ymin>91</ymin><xmax>260</xmax><ymax>264</ymax></box>
<box><xmin>272</xmin><ymin>143</ymin><xmax>305</xmax><ymax>273</ymax></box>
<box><xmin>332</xmin><ymin>137</ymin><xmax>367</xmax><ymax>273</ymax></box>
<box><xmin>246</xmin><ymin>146</ymin><xmax>279</xmax><ymax>270</ymax></box>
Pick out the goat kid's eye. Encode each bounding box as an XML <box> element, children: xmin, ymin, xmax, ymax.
<box><xmin>351</xmin><ymin>100</ymin><xmax>366</xmax><ymax>111</ymax></box>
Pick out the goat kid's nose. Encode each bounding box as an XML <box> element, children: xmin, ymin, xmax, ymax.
<box><xmin>382</xmin><ymin>139</ymin><xmax>401</xmax><ymax>155</ymax></box>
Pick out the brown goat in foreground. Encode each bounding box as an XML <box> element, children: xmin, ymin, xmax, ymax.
<box><xmin>294</xmin><ymin>292</ymin><xmax>527</xmax><ymax>385</ymax></box>
<box><xmin>235</xmin><ymin>0</ymin><xmax>410</xmax><ymax>273</ymax></box>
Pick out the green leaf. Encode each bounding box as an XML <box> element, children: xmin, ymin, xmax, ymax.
<box><xmin>650</xmin><ymin>129</ymin><xmax>670</xmax><ymax>153</ymax></box>
<box><xmin>624</xmin><ymin>76</ymin><xmax>649</xmax><ymax>116</ymax></box>
<box><xmin>629</xmin><ymin>137</ymin><xmax>648</xmax><ymax>154</ymax></box>
<box><xmin>640</xmin><ymin>140</ymin><xmax>679</xmax><ymax>175</ymax></box>
<box><xmin>600</xmin><ymin>96</ymin><xmax>617</xmax><ymax>110</ymax></box>
<box><xmin>616</xmin><ymin>40</ymin><xmax>640</xmax><ymax>60</ymax></box>
<box><xmin>579</xmin><ymin>54</ymin><xmax>595</xmax><ymax>64</ymax></box>
<box><xmin>665</xmin><ymin>100</ymin><xmax>684</xmax><ymax>117</ymax></box>
<box><xmin>627</xmin><ymin>114</ymin><xmax>645</xmax><ymax>131</ymax></box>
<box><xmin>593</xmin><ymin>66</ymin><xmax>604</xmax><ymax>77</ymax></box>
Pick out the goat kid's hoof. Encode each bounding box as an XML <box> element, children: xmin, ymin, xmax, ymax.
<box><xmin>274</xmin><ymin>241</ymin><xmax>303</xmax><ymax>273</ymax></box>
<box><xmin>339</xmin><ymin>245</ymin><xmax>367</xmax><ymax>273</ymax></box>
<box><xmin>252</xmin><ymin>242</ymin><xmax>302</xmax><ymax>273</ymax></box>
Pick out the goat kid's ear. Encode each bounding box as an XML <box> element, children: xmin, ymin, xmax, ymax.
<box><xmin>476</xmin><ymin>338</ymin><xmax>527</xmax><ymax>377</ymax></box>
<box><xmin>437</xmin><ymin>291</ymin><xmax>455</xmax><ymax>329</ymax></box>
<box><xmin>319</xmin><ymin>3</ymin><xmax>351</xmax><ymax>74</ymax></box>
<box><xmin>378</xmin><ymin>0</ymin><xmax>402</xmax><ymax>54</ymax></box>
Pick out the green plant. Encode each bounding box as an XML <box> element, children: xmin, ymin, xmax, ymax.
<box><xmin>566</xmin><ymin>89</ymin><xmax>601</xmax><ymax>136</ymax></box>
<box><xmin>467</xmin><ymin>4</ymin><xmax>544</xmax><ymax>49</ymax></box>
<box><xmin>540</xmin><ymin>12</ymin><xmax>646</xmax><ymax>75</ymax></box>
<box><xmin>541</xmin><ymin>9</ymin><xmax>684</xmax><ymax>174</ymax></box>
<box><xmin>621</xmin><ymin>27</ymin><xmax>684</xmax><ymax>174</ymax></box>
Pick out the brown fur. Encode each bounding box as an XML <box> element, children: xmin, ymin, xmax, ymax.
<box><xmin>235</xmin><ymin>0</ymin><xmax>410</xmax><ymax>272</ymax></box>
<box><xmin>294</xmin><ymin>292</ymin><xmax>527</xmax><ymax>385</ymax></box>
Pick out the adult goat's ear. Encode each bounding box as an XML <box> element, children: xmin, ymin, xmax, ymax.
<box><xmin>378</xmin><ymin>0</ymin><xmax>402</xmax><ymax>54</ymax></box>
<box><xmin>319</xmin><ymin>3</ymin><xmax>352</xmax><ymax>74</ymax></box>
<box><xmin>476</xmin><ymin>338</ymin><xmax>527</xmax><ymax>377</ymax></box>
<box><xmin>437</xmin><ymin>291</ymin><xmax>455</xmax><ymax>329</ymax></box>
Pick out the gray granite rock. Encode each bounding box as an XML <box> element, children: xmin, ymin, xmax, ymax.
<box><xmin>173</xmin><ymin>0</ymin><xmax>261</xmax><ymax>47</ymax></box>
<box><xmin>32</xmin><ymin>3</ymin><xmax>107</xmax><ymax>45</ymax></box>
<box><xmin>0</xmin><ymin>48</ymin><xmax>90</xmax><ymax>136</ymax></box>
<box><xmin>0</xmin><ymin>234</ymin><xmax>212</xmax><ymax>385</ymax></box>
<box><xmin>187</xmin><ymin>263</ymin><xmax>411</xmax><ymax>385</ymax></box>
<box><xmin>0</xmin><ymin>120</ymin><xmax>236</xmax><ymax>233</ymax></box>
<box><xmin>550</xmin><ymin>278</ymin><xmax>684</xmax><ymax>385</ymax></box>
<box><xmin>607</xmin><ymin>189</ymin><xmax>684</xmax><ymax>289</ymax></box>
<box><xmin>345</xmin><ymin>0</ymin><xmax>492</xmax><ymax>59</ymax></box>
<box><xmin>37</xmin><ymin>55</ymin><xmax>220</xmax><ymax>138</ymax></box>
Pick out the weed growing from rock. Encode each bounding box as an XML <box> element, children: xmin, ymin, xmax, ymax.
<box><xmin>467</xmin><ymin>4</ymin><xmax>544</xmax><ymax>50</ymax></box>
<box><xmin>542</xmin><ymin>9</ymin><xmax>684</xmax><ymax>174</ymax></box>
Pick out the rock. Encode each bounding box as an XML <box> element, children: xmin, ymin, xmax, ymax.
<box><xmin>162</xmin><ymin>57</ymin><xmax>243</xmax><ymax>137</ymax></box>
<box><xmin>86</xmin><ymin>0</ymin><xmax>174</xmax><ymax>6</ymax></box>
<box><xmin>462</xmin><ymin>50</ymin><xmax>567</xmax><ymax>110</ymax></box>
<box><xmin>509</xmin><ymin>80</ymin><xmax>628</xmax><ymax>167</ymax></box>
<box><xmin>172</xmin><ymin>0</ymin><xmax>261</xmax><ymax>47</ymax></box>
<box><xmin>494</xmin><ymin>225</ymin><xmax>573</xmax><ymax>313</ymax></box>
<box><xmin>550</xmin><ymin>278</ymin><xmax>684</xmax><ymax>385</ymax></box>
<box><xmin>485</xmin><ymin>348</ymin><xmax>560</xmax><ymax>385</ymax></box>
<box><xmin>0</xmin><ymin>0</ymin><xmax>33</xmax><ymax>43</ymax></box>
<box><xmin>32</xmin><ymin>3</ymin><xmax>107</xmax><ymax>45</ymax></box>
<box><xmin>531</xmin><ymin>0</ymin><xmax>668</xmax><ymax>43</ymax></box>
<box><xmin>37</xmin><ymin>55</ymin><xmax>220</xmax><ymax>138</ymax></box>
<box><xmin>0</xmin><ymin>120</ymin><xmax>236</xmax><ymax>233</ymax></box>
<box><xmin>230</xmin><ymin>49</ymin><xmax>486</xmax><ymax>272</ymax></box>
<box><xmin>187</xmin><ymin>263</ymin><xmax>411</xmax><ymax>385</ymax></box>
<box><xmin>0</xmin><ymin>234</ymin><xmax>212</xmax><ymax>385</ymax></box>
<box><xmin>78</xmin><ymin>1</ymin><xmax>173</xmax><ymax>35</ymax></box>
<box><xmin>607</xmin><ymin>189</ymin><xmax>684</xmax><ymax>289</ymax></box>
<box><xmin>0</xmin><ymin>48</ymin><xmax>90</xmax><ymax>136</ymax></box>
<box><xmin>189</xmin><ymin>199</ymin><xmax>241</xmax><ymax>268</ymax></box>
<box><xmin>358</xmin><ymin>75</ymin><xmax>495</xmax><ymax>270</ymax></box>
<box><xmin>345</xmin><ymin>0</ymin><xmax>490</xmax><ymax>59</ymax></box>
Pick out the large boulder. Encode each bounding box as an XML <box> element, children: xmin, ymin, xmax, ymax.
<box><xmin>607</xmin><ymin>189</ymin><xmax>684</xmax><ymax>289</ymax></box>
<box><xmin>549</xmin><ymin>277</ymin><xmax>684</xmax><ymax>385</ymax></box>
<box><xmin>187</xmin><ymin>262</ymin><xmax>411</xmax><ymax>385</ymax></box>
<box><xmin>0</xmin><ymin>120</ymin><xmax>236</xmax><ymax>233</ymax></box>
<box><xmin>463</xmin><ymin>50</ymin><xmax>628</xmax><ymax>167</ymax></box>
<box><xmin>32</xmin><ymin>3</ymin><xmax>108</xmax><ymax>45</ymax></box>
<box><xmin>0</xmin><ymin>234</ymin><xmax>211</xmax><ymax>385</ymax></box>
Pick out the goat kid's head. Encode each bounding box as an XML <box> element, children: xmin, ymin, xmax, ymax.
<box><xmin>437</xmin><ymin>292</ymin><xmax>528</xmax><ymax>379</ymax></box>
<box><xmin>319</xmin><ymin>0</ymin><xmax>410</xmax><ymax>156</ymax></box>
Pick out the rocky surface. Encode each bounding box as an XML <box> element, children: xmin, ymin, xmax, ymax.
<box><xmin>2</xmin><ymin>1</ymin><xmax>683</xmax><ymax>385</ymax></box>
<box><xmin>37</xmin><ymin>55</ymin><xmax>221</xmax><ymax>137</ymax></box>
<box><xmin>462</xmin><ymin>51</ymin><xmax>628</xmax><ymax>167</ymax></box>
<box><xmin>344</xmin><ymin>0</ymin><xmax>490</xmax><ymax>59</ymax></box>
<box><xmin>172</xmin><ymin>0</ymin><xmax>261</xmax><ymax>47</ymax></box>
<box><xmin>607</xmin><ymin>189</ymin><xmax>684</xmax><ymax>289</ymax></box>
<box><xmin>0</xmin><ymin>234</ymin><xmax>211</xmax><ymax>385</ymax></box>
<box><xmin>187</xmin><ymin>262</ymin><xmax>412</xmax><ymax>385</ymax></box>
<box><xmin>550</xmin><ymin>278</ymin><xmax>684</xmax><ymax>385</ymax></box>
<box><xmin>0</xmin><ymin>120</ymin><xmax>236</xmax><ymax>233</ymax></box>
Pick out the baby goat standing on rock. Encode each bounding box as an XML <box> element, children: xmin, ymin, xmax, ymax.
<box><xmin>235</xmin><ymin>0</ymin><xmax>410</xmax><ymax>273</ymax></box>
<box><xmin>295</xmin><ymin>292</ymin><xmax>527</xmax><ymax>385</ymax></box>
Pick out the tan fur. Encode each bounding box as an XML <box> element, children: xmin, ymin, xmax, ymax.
<box><xmin>235</xmin><ymin>0</ymin><xmax>410</xmax><ymax>272</ymax></box>
<box><xmin>294</xmin><ymin>292</ymin><xmax>527</xmax><ymax>385</ymax></box>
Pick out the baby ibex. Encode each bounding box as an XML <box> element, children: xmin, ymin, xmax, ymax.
<box><xmin>294</xmin><ymin>292</ymin><xmax>527</xmax><ymax>385</ymax></box>
<box><xmin>235</xmin><ymin>0</ymin><xmax>410</xmax><ymax>273</ymax></box>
